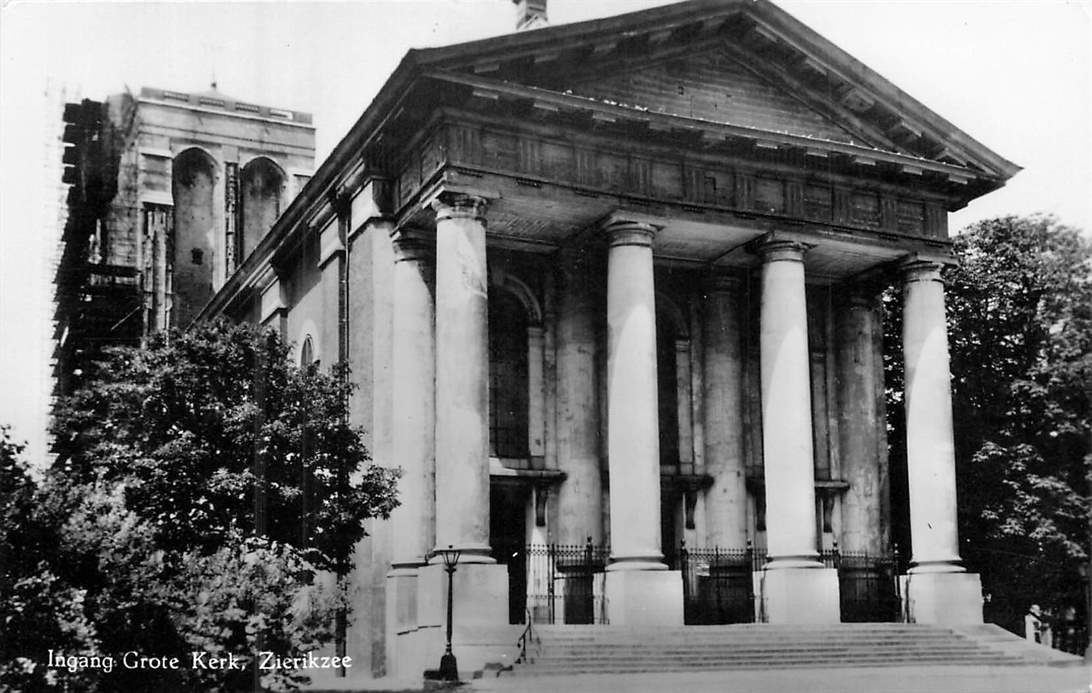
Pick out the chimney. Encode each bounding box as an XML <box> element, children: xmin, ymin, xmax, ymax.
<box><xmin>512</xmin><ymin>0</ymin><xmax>548</xmax><ymax>31</ymax></box>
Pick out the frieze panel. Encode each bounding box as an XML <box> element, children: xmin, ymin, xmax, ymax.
<box><xmin>483</xmin><ymin>130</ymin><xmax>519</xmax><ymax>171</ymax></box>
<box><xmin>540</xmin><ymin>141</ymin><xmax>574</xmax><ymax>181</ymax></box>
<box><xmin>421</xmin><ymin>133</ymin><xmax>444</xmax><ymax>181</ymax></box>
<box><xmin>518</xmin><ymin>137</ymin><xmax>542</xmax><ymax>177</ymax></box>
<box><xmin>398</xmin><ymin>161</ymin><xmax>418</xmax><ymax>208</ymax></box>
<box><xmin>449</xmin><ymin>125</ymin><xmax>482</xmax><ymax>165</ymax></box>
<box><xmin>575</xmin><ymin>149</ymin><xmax>595</xmax><ymax>186</ymax></box>
<box><xmin>833</xmin><ymin>188</ymin><xmax>852</xmax><ymax>225</ymax></box>
<box><xmin>598</xmin><ymin>151</ymin><xmax>627</xmax><ymax>192</ymax></box>
<box><xmin>881</xmin><ymin>197</ymin><xmax>899</xmax><ymax>231</ymax></box>
<box><xmin>896</xmin><ymin>200</ymin><xmax>925</xmax><ymax>235</ymax></box>
<box><xmin>631</xmin><ymin>157</ymin><xmax>652</xmax><ymax>197</ymax></box>
<box><xmin>397</xmin><ymin>120</ymin><xmax>944</xmax><ymax>243</ymax></box>
<box><xmin>651</xmin><ymin>161</ymin><xmax>683</xmax><ymax>201</ymax></box>
<box><xmin>925</xmin><ymin>203</ymin><xmax>947</xmax><ymax>239</ymax></box>
<box><xmin>753</xmin><ymin>177</ymin><xmax>785</xmax><ymax>214</ymax></box>
<box><xmin>737</xmin><ymin>175</ymin><xmax>755</xmax><ymax>210</ymax></box>
<box><xmin>706</xmin><ymin>170</ymin><xmax>734</xmax><ymax>207</ymax></box>
<box><xmin>804</xmin><ymin>183</ymin><xmax>833</xmax><ymax>221</ymax></box>
<box><xmin>785</xmin><ymin>181</ymin><xmax>803</xmax><ymax>217</ymax></box>
<box><xmin>849</xmin><ymin>192</ymin><xmax>881</xmax><ymax>229</ymax></box>
<box><xmin>683</xmin><ymin>167</ymin><xmax>701</xmax><ymax>203</ymax></box>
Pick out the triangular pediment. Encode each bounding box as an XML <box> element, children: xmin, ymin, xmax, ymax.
<box><xmin>565</xmin><ymin>44</ymin><xmax>866</xmax><ymax>147</ymax></box>
<box><xmin>409</xmin><ymin>0</ymin><xmax>1019</xmax><ymax>181</ymax></box>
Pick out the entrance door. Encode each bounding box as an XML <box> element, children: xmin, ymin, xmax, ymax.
<box><xmin>490</xmin><ymin>484</ymin><xmax>528</xmax><ymax>624</ymax></box>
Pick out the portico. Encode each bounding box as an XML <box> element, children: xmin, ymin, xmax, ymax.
<box><xmin>374</xmin><ymin>165</ymin><xmax>981</xmax><ymax>633</ymax></box>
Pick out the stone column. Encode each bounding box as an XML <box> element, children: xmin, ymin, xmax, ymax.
<box><xmin>417</xmin><ymin>193</ymin><xmax>508</xmax><ymax>659</ymax></box>
<box><xmin>900</xmin><ymin>258</ymin><xmax>983</xmax><ymax>624</ymax></box>
<box><xmin>384</xmin><ymin>228</ymin><xmax>434</xmax><ymax>678</ymax></box>
<box><xmin>602</xmin><ymin>220</ymin><xmax>682</xmax><ymax>626</ymax></box>
<box><xmin>555</xmin><ymin>255</ymin><xmax>603</xmax><ymax>545</ymax></box>
<box><xmin>432</xmin><ymin>193</ymin><xmax>492</xmax><ymax>562</ymax></box>
<box><xmin>389</xmin><ymin>228</ymin><xmax>435</xmax><ymax>568</ymax></box>
<box><xmin>701</xmin><ymin>275</ymin><xmax>748</xmax><ymax>549</ymax></box>
<box><xmin>834</xmin><ymin>288</ymin><xmax>888</xmax><ymax>556</ymax></box>
<box><xmin>757</xmin><ymin>238</ymin><xmax>839</xmax><ymax>623</ymax></box>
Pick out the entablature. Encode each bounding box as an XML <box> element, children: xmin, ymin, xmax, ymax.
<box><xmin>390</xmin><ymin>111</ymin><xmax>955</xmax><ymax>274</ymax></box>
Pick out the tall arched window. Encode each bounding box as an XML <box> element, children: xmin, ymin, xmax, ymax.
<box><xmin>172</xmin><ymin>148</ymin><xmax>217</xmax><ymax>328</ymax></box>
<box><xmin>300</xmin><ymin>335</ymin><xmax>315</xmax><ymax>368</ymax></box>
<box><xmin>239</xmin><ymin>157</ymin><xmax>285</xmax><ymax>261</ymax></box>
<box><xmin>489</xmin><ymin>290</ymin><xmax>529</xmax><ymax>458</ymax></box>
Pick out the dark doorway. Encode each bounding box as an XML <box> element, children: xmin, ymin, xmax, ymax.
<box><xmin>661</xmin><ymin>490</ymin><xmax>681</xmax><ymax>566</ymax></box>
<box><xmin>490</xmin><ymin>484</ymin><xmax>528</xmax><ymax>624</ymax></box>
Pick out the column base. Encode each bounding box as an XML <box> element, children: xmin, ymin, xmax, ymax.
<box><xmin>385</xmin><ymin>567</ymin><xmax>420</xmax><ymax>678</ymax></box>
<box><xmin>760</xmin><ymin>567</ymin><xmax>840</xmax><ymax>624</ymax></box>
<box><xmin>905</xmin><ymin>571</ymin><xmax>983</xmax><ymax>625</ymax></box>
<box><xmin>605</xmin><ymin>570</ymin><xmax>683</xmax><ymax>626</ymax></box>
<box><xmin>417</xmin><ymin>563</ymin><xmax>509</xmax><ymax>629</ymax></box>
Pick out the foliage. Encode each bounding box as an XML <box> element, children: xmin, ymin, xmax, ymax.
<box><xmin>1</xmin><ymin>427</ymin><xmax>96</xmax><ymax>692</ymax></box>
<box><xmin>51</xmin><ymin>319</ymin><xmax>399</xmax><ymax>571</ymax></box>
<box><xmin>3</xmin><ymin>321</ymin><xmax>399</xmax><ymax>691</ymax></box>
<box><xmin>946</xmin><ymin>215</ymin><xmax>1091</xmax><ymax>630</ymax></box>
<box><xmin>172</xmin><ymin>533</ymin><xmax>341</xmax><ymax>692</ymax></box>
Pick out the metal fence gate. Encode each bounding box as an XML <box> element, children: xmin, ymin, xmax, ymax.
<box><xmin>524</xmin><ymin>542</ymin><xmax>609</xmax><ymax>624</ymax></box>
<box><xmin>674</xmin><ymin>545</ymin><xmax>757</xmax><ymax>625</ymax></box>
<box><xmin>832</xmin><ymin>551</ymin><xmax>902</xmax><ymax>623</ymax></box>
<box><xmin>676</xmin><ymin>545</ymin><xmax>902</xmax><ymax>624</ymax></box>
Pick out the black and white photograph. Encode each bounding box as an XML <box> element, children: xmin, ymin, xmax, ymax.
<box><xmin>1</xmin><ymin>1</ymin><xmax>1090</xmax><ymax>691</ymax></box>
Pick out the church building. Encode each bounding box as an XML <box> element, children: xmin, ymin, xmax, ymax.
<box><xmin>191</xmin><ymin>0</ymin><xmax>1019</xmax><ymax>680</ymax></box>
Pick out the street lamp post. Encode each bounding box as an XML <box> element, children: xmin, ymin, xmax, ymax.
<box><xmin>436</xmin><ymin>545</ymin><xmax>462</xmax><ymax>681</ymax></box>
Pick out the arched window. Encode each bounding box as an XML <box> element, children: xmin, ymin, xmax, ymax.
<box><xmin>300</xmin><ymin>335</ymin><xmax>315</xmax><ymax>369</ymax></box>
<box><xmin>489</xmin><ymin>290</ymin><xmax>529</xmax><ymax>458</ymax></box>
<box><xmin>239</xmin><ymin>157</ymin><xmax>285</xmax><ymax>261</ymax></box>
<box><xmin>172</xmin><ymin>148</ymin><xmax>217</xmax><ymax>327</ymax></box>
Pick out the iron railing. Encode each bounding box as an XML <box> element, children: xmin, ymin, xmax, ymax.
<box><xmin>523</xmin><ymin>541</ymin><xmax>609</xmax><ymax>625</ymax></box>
<box><xmin>677</xmin><ymin>543</ymin><xmax>904</xmax><ymax>624</ymax></box>
<box><xmin>516</xmin><ymin>607</ymin><xmax>539</xmax><ymax>663</ymax></box>
<box><xmin>673</xmin><ymin>543</ymin><xmax>757</xmax><ymax>624</ymax></box>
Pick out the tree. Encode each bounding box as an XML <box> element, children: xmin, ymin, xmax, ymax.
<box><xmin>1</xmin><ymin>320</ymin><xmax>399</xmax><ymax>691</ymax></box>
<box><xmin>886</xmin><ymin>215</ymin><xmax>1091</xmax><ymax>637</ymax></box>
<box><xmin>1</xmin><ymin>427</ymin><xmax>96</xmax><ymax>692</ymax></box>
<box><xmin>947</xmin><ymin>216</ymin><xmax>1091</xmax><ymax>638</ymax></box>
<box><xmin>51</xmin><ymin>320</ymin><xmax>398</xmax><ymax>571</ymax></box>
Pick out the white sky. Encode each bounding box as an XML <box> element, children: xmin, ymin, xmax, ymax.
<box><xmin>1</xmin><ymin>0</ymin><xmax>1090</xmax><ymax>466</ymax></box>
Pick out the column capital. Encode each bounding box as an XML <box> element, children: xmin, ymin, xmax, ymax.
<box><xmin>899</xmin><ymin>255</ymin><xmax>952</xmax><ymax>285</ymax></box>
<box><xmin>603</xmin><ymin>219</ymin><xmax>659</xmax><ymax>248</ymax></box>
<box><xmin>701</xmin><ymin>272</ymin><xmax>744</xmax><ymax>294</ymax></box>
<box><xmin>432</xmin><ymin>192</ymin><xmax>488</xmax><ymax>223</ymax></box>
<box><xmin>754</xmin><ymin>237</ymin><xmax>812</xmax><ymax>263</ymax></box>
<box><xmin>390</xmin><ymin>226</ymin><xmax>433</xmax><ymax>264</ymax></box>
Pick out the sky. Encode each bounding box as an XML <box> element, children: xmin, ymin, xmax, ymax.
<box><xmin>1</xmin><ymin>0</ymin><xmax>1090</xmax><ymax>466</ymax></box>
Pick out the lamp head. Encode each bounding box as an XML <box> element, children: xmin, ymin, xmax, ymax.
<box><xmin>435</xmin><ymin>545</ymin><xmax>462</xmax><ymax>569</ymax></box>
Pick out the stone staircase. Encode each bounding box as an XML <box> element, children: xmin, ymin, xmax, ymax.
<box><xmin>504</xmin><ymin>623</ymin><xmax>1082</xmax><ymax>676</ymax></box>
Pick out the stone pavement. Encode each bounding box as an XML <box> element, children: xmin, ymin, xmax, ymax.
<box><xmin>465</xmin><ymin>663</ymin><xmax>1092</xmax><ymax>693</ymax></box>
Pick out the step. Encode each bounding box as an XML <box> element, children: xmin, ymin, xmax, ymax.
<box><xmin>503</xmin><ymin>623</ymin><xmax>1082</xmax><ymax>677</ymax></box>
<box><xmin>513</xmin><ymin>658</ymin><xmax>1022</xmax><ymax>675</ymax></box>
